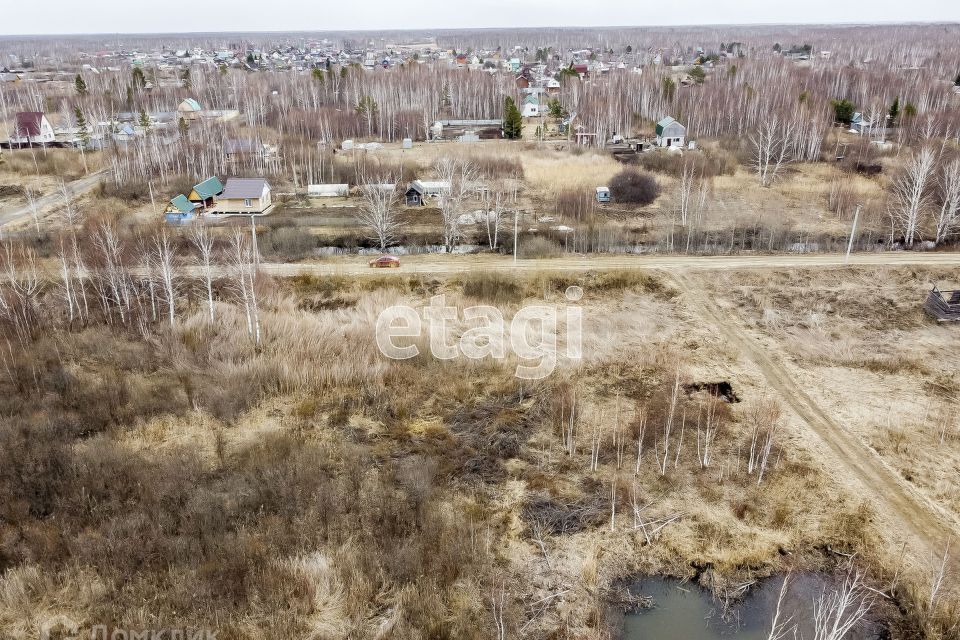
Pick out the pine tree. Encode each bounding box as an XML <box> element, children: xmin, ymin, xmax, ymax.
<box><xmin>661</xmin><ymin>77</ymin><xmax>677</xmax><ymax>101</ymax></box>
<box><xmin>74</xmin><ymin>74</ymin><xmax>88</xmax><ymax>96</ymax></box>
<box><xmin>74</xmin><ymin>106</ymin><xmax>90</xmax><ymax>149</ymax></box>
<box><xmin>889</xmin><ymin>96</ymin><xmax>900</xmax><ymax>125</ymax></box>
<box><xmin>178</xmin><ymin>116</ymin><xmax>189</xmax><ymax>138</ymax></box>
<box><xmin>131</xmin><ymin>66</ymin><xmax>146</xmax><ymax>90</ymax></box>
<box><xmin>503</xmin><ymin>97</ymin><xmax>523</xmax><ymax>139</ymax></box>
<box><xmin>139</xmin><ymin>109</ymin><xmax>151</xmax><ymax>132</ymax></box>
<box><xmin>180</xmin><ymin>68</ymin><xmax>191</xmax><ymax>89</ymax></box>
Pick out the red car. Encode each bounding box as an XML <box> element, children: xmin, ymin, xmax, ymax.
<box><xmin>369</xmin><ymin>255</ymin><xmax>401</xmax><ymax>268</ymax></box>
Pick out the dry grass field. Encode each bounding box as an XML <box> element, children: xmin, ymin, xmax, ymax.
<box><xmin>0</xmin><ymin>266</ymin><xmax>955</xmax><ymax>638</ymax></box>
<box><xmin>696</xmin><ymin>267</ymin><xmax>960</xmax><ymax>524</ymax></box>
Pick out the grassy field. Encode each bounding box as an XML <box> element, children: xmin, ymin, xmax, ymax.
<box><xmin>0</xmin><ymin>266</ymin><xmax>955</xmax><ymax>638</ymax></box>
<box><xmin>697</xmin><ymin>267</ymin><xmax>960</xmax><ymax>523</ymax></box>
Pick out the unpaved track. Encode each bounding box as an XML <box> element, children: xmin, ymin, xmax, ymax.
<box><xmin>261</xmin><ymin>251</ymin><xmax>960</xmax><ymax>277</ymax></box>
<box><xmin>670</xmin><ymin>271</ymin><xmax>960</xmax><ymax>571</ymax></box>
<box><xmin>0</xmin><ymin>171</ymin><xmax>105</xmax><ymax>230</ymax></box>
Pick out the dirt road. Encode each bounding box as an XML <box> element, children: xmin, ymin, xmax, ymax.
<box><xmin>0</xmin><ymin>171</ymin><xmax>105</xmax><ymax>230</ymax></box>
<box><xmin>670</xmin><ymin>271</ymin><xmax>959</xmax><ymax>572</ymax></box>
<box><xmin>261</xmin><ymin>251</ymin><xmax>960</xmax><ymax>277</ymax></box>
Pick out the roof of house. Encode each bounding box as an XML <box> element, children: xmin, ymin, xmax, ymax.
<box><xmin>224</xmin><ymin>138</ymin><xmax>264</xmax><ymax>154</ymax></box>
<box><xmin>14</xmin><ymin>112</ymin><xmax>45</xmax><ymax>136</ymax></box>
<box><xmin>169</xmin><ymin>194</ymin><xmax>196</xmax><ymax>213</ymax></box>
<box><xmin>410</xmin><ymin>180</ymin><xmax>451</xmax><ymax>193</ymax></box>
<box><xmin>656</xmin><ymin>116</ymin><xmax>684</xmax><ymax>135</ymax></box>
<box><xmin>220</xmin><ymin>178</ymin><xmax>270</xmax><ymax>199</ymax></box>
<box><xmin>191</xmin><ymin>176</ymin><xmax>224</xmax><ymax>199</ymax></box>
<box><xmin>178</xmin><ymin>98</ymin><xmax>201</xmax><ymax>111</ymax></box>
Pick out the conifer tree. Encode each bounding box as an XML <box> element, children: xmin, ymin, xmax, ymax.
<box><xmin>503</xmin><ymin>97</ymin><xmax>523</xmax><ymax>139</ymax></box>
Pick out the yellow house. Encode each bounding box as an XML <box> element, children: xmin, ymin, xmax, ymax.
<box><xmin>215</xmin><ymin>178</ymin><xmax>272</xmax><ymax>214</ymax></box>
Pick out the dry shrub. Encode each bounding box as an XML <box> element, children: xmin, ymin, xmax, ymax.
<box><xmin>555</xmin><ymin>188</ymin><xmax>596</xmax><ymax>221</ymax></box>
<box><xmin>258</xmin><ymin>225</ymin><xmax>319</xmax><ymax>260</ymax></box>
<box><xmin>609</xmin><ymin>168</ymin><xmax>661</xmax><ymax>205</ymax></box>
<box><xmin>0</xmin><ymin>148</ymin><xmax>96</xmax><ymax>180</ymax></box>
<box><xmin>637</xmin><ymin>147</ymin><xmax>737</xmax><ymax>177</ymax></box>
<box><xmin>464</xmin><ymin>152</ymin><xmax>524</xmax><ymax>179</ymax></box>
<box><xmin>459</xmin><ymin>271</ymin><xmax>524</xmax><ymax>304</ymax></box>
<box><xmin>518</xmin><ymin>235</ymin><xmax>562</xmax><ymax>258</ymax></box>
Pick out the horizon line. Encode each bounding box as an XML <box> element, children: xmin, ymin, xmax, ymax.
<box><xmin>2</xmin><ymin>20</ymin><xmax>959</xmax><ymax>40</ymax></box>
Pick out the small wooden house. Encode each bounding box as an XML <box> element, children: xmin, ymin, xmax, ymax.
<box><xmin>165</xmin><ymin>194</ymin><xmax>197</xmax><ymax>223</ymax></box>
<box><xmin>188</xmin><ymin>176</ymin><xmax>224</xmax><ymax>209</ymax></box>
<box><xmin>10</xmin><ymin>112</ymin><xmax>55</xmax><ymax>145</ymax></box>
<box><xmin>216</xmin><ymin>178</ymin><xmax>272</xmax><ymax>215</ymax></box>
<box><xmin>655</xmin><ymin>116</ymin><xmax>686</xmax><ymax>148</ymax></box>
<box><xmin>178</xmin><ymin>98</ymin><xmax>202</xmax><ymax>121</ymax></box>
<box><xmin>405</xmin><ymin>180</ymin><xmax>451</xmax><ymax>206</ymax></box>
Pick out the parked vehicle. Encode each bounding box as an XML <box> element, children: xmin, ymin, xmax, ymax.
<box><xmin>369</xmin><ymin>255</ymin><xmax>401</xmax><ymax>268</ymax></box>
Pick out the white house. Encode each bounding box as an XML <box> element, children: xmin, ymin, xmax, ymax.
<box><xmin>9</xmin><ymin>112</ymin><xmax>55</xmax><ymax>145</ymax></box>
<box><xmin>655</xmin><ymin>116</ymin><xmax>686</xmax><ymax>148</ymax></box>
<box><xmin>521</xmin><ymin>95</ymin><xmax>540</xmax><ymax>117</ymax></box>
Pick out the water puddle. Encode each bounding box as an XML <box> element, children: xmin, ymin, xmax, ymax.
<box><xmin>621</xmin><ymin>575</ymin><xmax>884</xmax><ymax>639</ymax></box>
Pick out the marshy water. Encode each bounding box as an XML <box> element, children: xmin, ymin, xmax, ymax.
<box><xmin>621</xmin><ymin>575</ymin><xmax>884</xmax><ymax>639</ymax></box>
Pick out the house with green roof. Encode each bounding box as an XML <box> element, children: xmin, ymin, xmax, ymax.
<box><xmin>178</xmin><ymin>98</ymin><xmax>202</xmax><ymax>120</ymax></box>
<box><xmin>655</xmin><ymin>116</ymin><xmax>686</xmax><ymax>148</ymax></box>
<box><xmin>188</xmin><ymin>176</ymin><xmax>224</xmax><ymax>209</ymax></box>
<box><xmin>165</xmin><ymin>194</ymin><xmax>197</xmax><ymax>223</ymax></box>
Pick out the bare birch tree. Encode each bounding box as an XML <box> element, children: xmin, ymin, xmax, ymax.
<box><xmin>434</xmin><ymin>157</ymin><xmax>479</xmax><ymax>252</ymax></box>
<box><xmin>890</xmin><ymin>146</ymin><xmax>937</xmax><ymax>248</ymax></box>
<box><xmin>230</xmin><ymin>226</ymin><xmax>262</xmax><ymax>346</ymax></box>
<box><xmin>356</xmin><ymin>175</ymin><xmax>402</xmax><ymax>251</ymax></box>
<box><xmin>191</xmin><ymin>223</ymin><xmax>217</xmax><ymax>322</ymax></box>
<box><xmin>750</xmin><ymin>116</ymin><xmax>795</xmax><ymax>188</ymax></box>
<box><xmin>766</xmin><ymin>573</ymin><xmax>797</xmax><ymax>640</ymax></box>
<box><xmin>935</xmin><ymin>157</ymin><xmax>960</xmax><ymax>245</ymax></box>
<box><xmin>152</xmin><ymin>231</ymin><xmax>178</xmax><ymax>325</ymax></box>
<box><xmin>811</xmin><ymin>565</ymin><xmax>873</xmax><ymax>640</ymax></box>
<box><xmin>482</xmin><ymin>185</ymin><xmax>513</xmax><ymax>250</ymax></box>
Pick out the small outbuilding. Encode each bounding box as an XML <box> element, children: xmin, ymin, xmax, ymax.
<box><xmin>188</xmin><ymin>176</ymin><xmax>224</xmax><ymax>209</ymax></box>
<box><xmin>165</xmin><ymin>194</ymin><xmax>197</xmax><ymax>223</ymax></box>
<box><xmin>655</xmin><ymin>116</ymin><xmax>686</xmax><ymax>148</ymax></box>
<box><xmin>308</xmin><ymin>183</ymin><xmax>349</xmax><ymax>197</ymax></box>
<box><xmin>405</xmin><ymin>180</ymin><xmax>451</xmax><ymax>206</ymax></box>
<box><xmin>177</xmin><ymin>98</ymin><xmax>202</xmax><ymax>121</ymax></box>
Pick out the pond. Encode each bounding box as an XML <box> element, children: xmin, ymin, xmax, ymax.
<box><xmin>621</xmin><ymin>575</ymin><xmax>885</xmax><ymax>639</ymax></box>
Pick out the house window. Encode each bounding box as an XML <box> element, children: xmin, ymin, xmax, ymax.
<box><xmin>244</xmin><ymin>198</ymin><xmax>252</xmax><ymax>207</ymax></box>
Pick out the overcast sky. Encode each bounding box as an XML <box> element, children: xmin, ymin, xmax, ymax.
<box><xmin>3</xmin><ymin>0</ymin><xmax>959</xmax><ymax>36</ymax></box>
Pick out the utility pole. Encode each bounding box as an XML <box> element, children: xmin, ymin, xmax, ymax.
<box><xmin>513</xmin><ymin>208</ymin><xmax>519</xmax><ymax>263</ymax></box>
<box><xmin>845</xmin><ymin>203</ymin><xmax>862</xmax><ymax>264</ymax></box>
<box><xmin>251</xmin><ymin>215</ymin><xmax>260</xmax><ymax>267</ymax></box>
